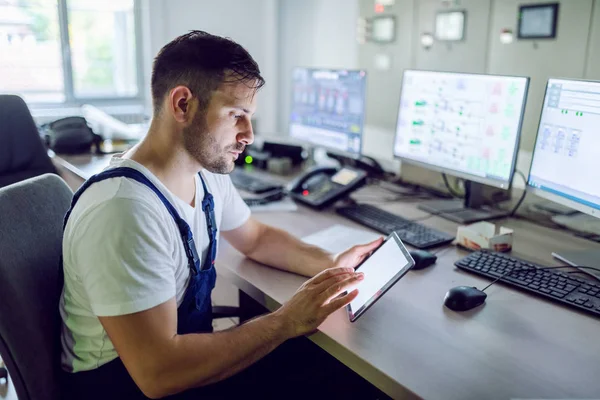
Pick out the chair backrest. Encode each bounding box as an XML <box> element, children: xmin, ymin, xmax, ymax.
<box><xmin>0</xmin><ymin>95</ymin><xmax>57</xmax><ymax>188</ymax></box>
<box><xmin>0</xmin><ymin>174</ymin><xmax>72</xmax><ymax>400</ymax></box>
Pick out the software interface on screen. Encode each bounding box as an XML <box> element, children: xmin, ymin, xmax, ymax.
<box><xmin>290</xmin><ymin>68</ymin><xmax>366</xmax><ymax>155</ymax></box>
<box><xmin>393</xmin><ymin>70</ymin><xmax>528</xmax><ymax>186</ymax></box>
<box><xmin>528</xmin><ymin>79</ymin><xmax>600</xmax><ymax>211</ymax></box>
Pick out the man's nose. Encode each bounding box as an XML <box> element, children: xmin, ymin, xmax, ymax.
<box><xmin>238</xmin><ymin>117</ymin><xmax>254</xmax><ymax>145</ymax></box>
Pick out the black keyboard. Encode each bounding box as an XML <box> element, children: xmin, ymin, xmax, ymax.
<box><xmin>456</xmin><ymin>250</ymin><xmax>600</xmax><ymax>318</ymax></box>
<box><xmin>336</xmin><ymin>204</ymin><xmax>455</xmax><ymax>249</ymax></box>
<box><xmin>230</xmin><ymin>169</ymin><xmax>283</xmax><ymax>194</ymax></box>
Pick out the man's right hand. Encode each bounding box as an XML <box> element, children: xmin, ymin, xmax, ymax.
<box><xmin>275</xmin><ymin>267</ymin><xmax>364</xmax><ymax>338</ymax></box>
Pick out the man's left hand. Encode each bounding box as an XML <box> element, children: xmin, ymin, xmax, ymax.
<box><xmin>332</xmin><ymin>237</ymin><xmax>384</xmax><ymax>270</ymax></box>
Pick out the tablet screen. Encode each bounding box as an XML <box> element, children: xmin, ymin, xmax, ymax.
<box><xmin>348</xmin><ymin>232</ymin><xmax>415</xmax><ymax>321</ymax></box>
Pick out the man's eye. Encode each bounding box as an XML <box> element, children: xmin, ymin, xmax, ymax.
<box><xmin>234</xmin><ymin>115</ymin><xmax>242</xmax><ymax>119</ymax></box>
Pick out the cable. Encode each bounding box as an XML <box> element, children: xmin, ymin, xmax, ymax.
<box><xmin>509</xmin><ymin>170</ymin><xmax>528</xmax><ymax>216</ymax></box>
<box><xmin>567</xmin><ymin>267</ymin><xmax>600</xmax><ymax>283</ymax></box>
<box><xmin>442</xmin><ymin>173</ymin><xmax>464</xmax><ymax>199</ymax></box>
<box><xmin>567</xmin><ymin>265</ymin><xmax>600</xmax><ymax>274</ymax></box>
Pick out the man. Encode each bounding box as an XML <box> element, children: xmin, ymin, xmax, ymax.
<box><xmin>59</xmin><ymin>31</ymin><xmax>383</xmax><ymax>399</ymax></box>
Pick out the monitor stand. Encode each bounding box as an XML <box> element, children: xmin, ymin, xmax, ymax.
<box><xmin>418</xmin><ymin>181</ymin><xmax>509</xmax><ymax>224</ymax></box>
<box><xmin>553</xmin><ymin>250</ymin><xmax>600</xmax><ymax>280</ymax></box>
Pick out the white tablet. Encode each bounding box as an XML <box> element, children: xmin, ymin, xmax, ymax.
<box><xmin>347</xmin><ymin>232</ymin><xmax>415</xmax><ymax>322</ymax></box>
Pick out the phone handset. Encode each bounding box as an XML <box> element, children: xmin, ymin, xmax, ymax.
<box><xmin>287</xmin><ymin>165</ymin><xmax>367</xmax><ymax>210</ymax></box>
<box><xmin>287</xmin><ymin>166</ymin><xmax>339</xmax><ymax>193</ymax></box>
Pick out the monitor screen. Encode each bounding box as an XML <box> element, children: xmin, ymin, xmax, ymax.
<box><xmin>528</xmin><ymin>78</ymin><xmax>600</xmax><ymax>218</ymax></box>
<box><xmin>289</xmin><ymin>68</ymin><xmax>366</xmax><ymax>155</ymax></box>
<box><xmin>393</xmin><ymin>70</ymin><xmax>529</xmax><ymax>189</ymax></box>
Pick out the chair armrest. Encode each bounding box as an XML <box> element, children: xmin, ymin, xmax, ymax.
<box><xmin>211</xmin><ymin>306</ymin><xmax>241</xmax><ymax>320</ymax></box>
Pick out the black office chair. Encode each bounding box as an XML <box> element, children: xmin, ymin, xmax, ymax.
<box><xmin>0</xmin><ymin>174</ymin><xmax>69</xmax><ymax>400</ymax></box>
<box><xmin>0</xmin><ymin>95</ymin><xmax>57</xmax><ymax>189</ymax></box>
<box><xmin>0</xmin><ymin>174</ymin><xmax>240</xmax><ymax>400</ymax></box>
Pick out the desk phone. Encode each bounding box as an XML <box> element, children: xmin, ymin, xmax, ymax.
<box><xmin>287</xmin><ymin>166</ymin><xmax>367</xmax><ymax>209</ymax></box>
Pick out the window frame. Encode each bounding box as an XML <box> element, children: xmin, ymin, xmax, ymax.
<box><xmin>27</xmin><ymin>0</ymin><xmax>144</xmax><ymax>107</ymax></box>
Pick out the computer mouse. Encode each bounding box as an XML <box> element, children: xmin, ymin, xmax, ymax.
<box><xmin>444</xmin><ymin>286</ymin><xmax>487</xmax><ymax>312</ymax></box>
<box><xmin>409</xmin><ymin>250</ymin><xmax>437</xmax><ymax>270</ymax></box>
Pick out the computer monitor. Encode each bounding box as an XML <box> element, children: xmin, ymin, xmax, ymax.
<box><xmin>528</xmin><ymin>78</ymin><xmax>600</xmax><ymax>271</ymax></box>
<box><xmin>393</xmin><ymin>69</ymin><xmax>530</xmax><ymax>223</ymax></box>
<box><xmin>289</xmin><ymin>67</ymin><xmax>366</xmax><ymax>156</ymax></box>
<box><xmin>528</xmin><ymin>78</ymin><xmax>600</xmax><ymax>217</ymax></box>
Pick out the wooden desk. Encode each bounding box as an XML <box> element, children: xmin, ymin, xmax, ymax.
<box><xmin>52</xmin><ymin>154</ymin><xmax>600</xmax><ymax>399</ymax></box>
<box><xmin>217</xmin><ymin>202</ymin><xmax>600</xmax><ymax>399</ymax></box>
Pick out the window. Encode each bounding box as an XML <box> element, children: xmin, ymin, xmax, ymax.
<box><xmin>0</xmin><ymin>0</ymin><xmax>65</xmax><ymax>102</ymax></box>
<box><xmin>0</xmin><ymin>0</ymin><xmax>140</xmax><ymax>104</ymax></box>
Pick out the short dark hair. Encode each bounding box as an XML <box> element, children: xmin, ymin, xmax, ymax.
<box><xmin>151</xmin><ymin>30</ymin><xmax>265</xmax><ymax>116</ymax></box>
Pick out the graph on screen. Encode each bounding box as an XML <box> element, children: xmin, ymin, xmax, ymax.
<box><xmin>393</xmin><ymin>70</ymin><xmax>528</xmax><ymax>187</ymax></box>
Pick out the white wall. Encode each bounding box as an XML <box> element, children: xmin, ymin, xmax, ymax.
<box><xmin>277</xmin><ymin>0</ymin><xmax>359</xmax><ymax>133</ymax></box>
<box><xmin>140</xmin><ymin>0</ymin><xmax>165</xmax><ymax>113</ymax></box>
<box><xmin>586</xmin><ymin>0</ymin><xmax>600</xmax><ymax>78</ymax></box>
<box><xmin>141</xmin><ymin>0</ymin><xmax>278</xmax><ymax>133</ymax></box>
<box><xmin>311</xmin><ymin>1</ymin><xmax>360</xmax><ymax>71</ymax></box>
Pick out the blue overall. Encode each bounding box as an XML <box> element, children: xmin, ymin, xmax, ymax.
<box><xmin>61</xmin><ymin>166</ymin><xmax>218</xmax><ymax>399</ymax></box>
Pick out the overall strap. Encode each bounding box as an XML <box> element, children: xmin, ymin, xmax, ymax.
<box><xmin>199</xmin><ymin>173</ymin><xmax>217</xmax><ymax>271</ymax></box>
<box><xmin>63</xmin><ymin>167</ymin><xmax>201</xmax><ymax>273</ymax></box>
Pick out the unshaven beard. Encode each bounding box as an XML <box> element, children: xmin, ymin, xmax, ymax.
<box><xmin>182</xmin><ymin>113</ymin><xmax>245</xmax><ymax>174</ymax></box>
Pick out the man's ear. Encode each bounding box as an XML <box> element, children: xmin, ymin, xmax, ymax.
<box><xmin>168</xmin><ymin>86</ymin><xmax>197</xmax><ymax>124</ymax></box>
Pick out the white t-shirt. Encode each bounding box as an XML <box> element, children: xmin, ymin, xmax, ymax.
<box><xmin>59</xmin><ymin>155</ymin><xmax>251</xmax><ymax>372</ymax></box>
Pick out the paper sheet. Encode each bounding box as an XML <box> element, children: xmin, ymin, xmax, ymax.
<box><xmin>302</xmin><ymin>224</ymin><xmax>382</xmax><ymax>255</ymax></box>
